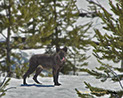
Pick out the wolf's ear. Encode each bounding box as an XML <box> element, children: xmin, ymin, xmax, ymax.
<box><xmin>56</xmin><ymin>47</ymin><xmax>60</xmax><ymax>52</ymax></box>
<box><xmin>63</xmin><ymin>47</ymin><xmax>67</xmax><ymax>52</ymax></box>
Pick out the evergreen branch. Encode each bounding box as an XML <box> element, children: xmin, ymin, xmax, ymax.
<box><xmin>0</xmin><ymin>32</ymin><xmax>7</xmax><ymax>39</ymax></box>
<box><xmin>0</xmin><ymin>76</ymin><xmax>7</xmax><ymax>87</ymax></box>
<box><xmin>0</xmin><ymin>76</ymin><xmax>11</xmax><ymax>97</ymax></box>
<box><xmin>80</xmin><ymin>68</ymin><xmax>108</xmax><ymax>82</ymax></box>
<box><xmin>84</xmin><ymin>81</ymin><xmax>123</xmax><ymax>97</ymax></box>
<box><xmin>4</xmin><ymin>87</ymin><xmax>16</xmax><ymax>92</ymax></box>
<box><xmin>3</xmin><ymin>0</ymin><xmax>9</xmax><ymax>19</ymax></box>
<box><xmin>105</xmin><ymin>65</ymin><xmax>123</xmax><ymax>90</ymax></box>
<box><xmin>75</xmin><ymin>88</ymin><xmax>94</xmax><ymax>98</ymax></box>
<box><xmin>86</xmin><ymin>0</ymin><xmax>104</xmax><ymax>9</ymax></box>
<box><xmin>79</xmin><ymin>8</ymin><xmax>90</xmax><ymax>13</ymax></box>
<box><xmin>0</xmin><ymin>92</ymin><xmax>5</xmax><ymax>97</ymax></box>
<box><xmin>0</xmin><ymin>47</ymin><xmax>6</xmax><ymax>50</ymax></box>
<box><xmin>79</xmin><ymin>8</ymin><xmax>97</xmax><ymax>18</ymax></box>
<box><xmin>0</xmin><ymin>60</ymin><xmax>5</xmax><ymax>64</ymax></box>
<box><xmin>114</xmin><ymin>67</ymin><xmax>123</xmax><ymax>72</ymax></box>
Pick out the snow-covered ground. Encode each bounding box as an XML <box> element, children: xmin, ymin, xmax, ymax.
<box><xmin>3</xmin><ymin>74</ymin><xmax>122</xmax><ymax>98</ymax></box>
<box><xmin>1</xmin><ymin>0</ymin><xmax>122</xmax><ymax>98</ymax></box>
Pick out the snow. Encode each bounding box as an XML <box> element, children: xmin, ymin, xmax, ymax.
<box><xmin>3</xmin><ymin>74</ymin><xmax>122</xmax><ymax>98</ymax></box>
<box><xmin>1</xmin><ymin>0</ymin><xmax>123</xmax><ymax>98</ymax></box>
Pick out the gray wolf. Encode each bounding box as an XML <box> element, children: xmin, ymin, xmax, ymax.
<box><xmin>23</xmin><ymin>47</ymin><xmax>67</xmax><ymax>86</ymax></box>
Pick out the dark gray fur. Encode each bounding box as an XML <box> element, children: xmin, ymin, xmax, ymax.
<box><xmin>23</xmin><ymin>47</ymin><xmax>67</xmax><ymax>86</ymax></box>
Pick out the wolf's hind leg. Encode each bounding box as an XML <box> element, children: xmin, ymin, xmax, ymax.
<box><xmin>33</xmin><ymin>65</ymin><xmax>43</xmax><ymax>84</ymax></box>
<box><xmin>23</xmin><ymin>65</ymin><xmax>37</xmax><ymax>85</ymax></box>
<box><xmin>23</xmin><ymin>70</ymin><xmax>31</xmax><ymax>85</ymax></box>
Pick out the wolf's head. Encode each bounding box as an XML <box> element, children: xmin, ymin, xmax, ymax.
<box><xmin>56</xmin><ymin>47</ymin><xmax>67</xmax><ymax>62</ymax></box>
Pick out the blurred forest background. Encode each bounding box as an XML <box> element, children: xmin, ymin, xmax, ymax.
<box><xmin>0</xmin><ymin>0</ymin><xmax>123</xmax><ymax>97</ymax></box>
<box><xmin>0</xmin><ymin>0</ymin><xmax>92</xmax><ymax>78</ymax></box>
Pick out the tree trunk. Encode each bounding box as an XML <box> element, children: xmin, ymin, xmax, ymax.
<box><xmin>73</xmin><ymin>54</ymin><xmax>76</xmax><ymax>75</ymax></box>
<box><xmin>121</xmin><ymin>60</ymin><xmax>123</xmax><ymax>69</ymax></box>
<box><xmin>73</xmin><ymin>66</ymin><xmax>76</xmax><ymax>75</ymax></box>
<box><xmin>6</xmin><ymin>0</ymin><xmax>11</xmax><ymax>77</ymax></box>
<box><xmin>7</xmin><ymin>27</ymin><xmax>11</xmax><ymax>77</ymax></box>
<box><xmin>53</xmin><ymin>0</ymin><xmax>59</xmax><ymax>47</ymax></box>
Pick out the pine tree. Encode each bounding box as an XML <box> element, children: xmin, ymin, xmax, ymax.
<box><xmin>64</xmin><ymin>24</ymin><xmax>91</xmax><ymax>75</ymax></box>
<box><xmin>37</xmin><ymin>0</ymin><xmax>92</xmax><ymax>74</ymax></box>
<box><xmin>0</xmin><ymin>0</ymin><xmax>17</xmax><ymax>76</ymax></box>
<box><xmin>0</xmin><ymin>0</ymin><xmax>91</xmax><ymax>77</ymax></box>
<box><xmin>76</xmin><ymin>0</ymin><xmax>123</xmax><ymax>97</ymax></box>
<box><xmin>90</xmin><ymin>0</ymin><xmax>123</xmax><ymax>69</ymax></box>
<box><xmin>18</xmin><ymin>0</ymin><xmax>54</xmax><ymax>49</ymax></box>
<box><xmin>0</xmin><ymin>0</ymin><xmax>43</xmax><ymax>77</ymax></box>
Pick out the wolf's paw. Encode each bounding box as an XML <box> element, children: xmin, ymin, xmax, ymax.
<box><xmin>33</xmin><ymin>77</ymin><xmax>42</xmax><ymax>84</ymax></box>
<box><xmin>54</xmin><ymin>83</ymin><xmax>61</xmax><ymax>86</ymax></box>
<box><xmin>23</xmin><ymin>82</ymin><xmax>28</xmax><ymax>85</ymax></box>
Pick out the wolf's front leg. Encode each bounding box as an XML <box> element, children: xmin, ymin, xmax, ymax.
<box><xmin>52</xmin><ymin>68</ymin><xmax>61</xmax><ymax>86</ymax></box>
<box><xmin>56</xmin><ymin>69</ymin><xmax>61</xmax><ymax>85</ymax></box>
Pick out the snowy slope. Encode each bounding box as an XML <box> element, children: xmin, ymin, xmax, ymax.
<box><xmin>3</xmin><ymin>75</ymin><xmax>122</xmax><ymax>98</ymax></box>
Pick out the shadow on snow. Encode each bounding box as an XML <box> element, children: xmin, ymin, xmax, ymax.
<box><xmin>20</xmin><ymin>84</ymin><xmax>54</xmax><ymax>87</ymax></box>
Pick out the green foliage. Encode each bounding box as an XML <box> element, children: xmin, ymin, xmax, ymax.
<box><xmin>0</xmin><ymin>77</ymin><xmax>11</xmax><ymax>97</ymax></box>
<box><xmin>0</xmin><ymin>0</ymin><xmax>91</xmax><ymax>77</ymax></box>
<box><xmin>38</xmin><ymin>0</ymin><xmax>92</xmax><ymax>74</ymax></box>
<box><xmin>0</xmin><ymin>0</ymin><xmax>43</xmax><ymax>77</ymax></box>
<box><xmin>61</xmin><ymin>60</ymin><xmax>74</xmax><ymax>74</ymax></box>
<box><xmin>75</xmin><ymin>0</ymin><xmax>123</xmax><ymax>97</ymax></box>
<box><xmin>63</xmin><ymin>23</ymin><xmax>91</xmax><ymax>74</ymax></box>
<box><xmin>80</xmin><ymin>68</ymin><xmax>109</xmax><ymax>82</ymax></box>
<box><xmin>80</xmin><ymin>64</ymin><xmax>123</xmax><ymax>82</ymax></box>
<box><xmin>91</xmin><ymin>0</ymin><xmax>123</xmax><ymax>66</ymax></box>
<box><xmin>15</xmin><ymin>62</ymin><xmax>29</xmax><ymax>79</ymax></box>
<box><xmin>75</xmin><ymin>88</ymin><xmax>94</xmax><ymax>98</ymax></box>
<box><xmin>75</xmin><ymin>81</ymin><xmax>123</xmax><ymax>98</ymax></box>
